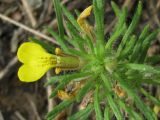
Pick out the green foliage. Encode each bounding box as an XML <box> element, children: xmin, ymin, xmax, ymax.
<box><xmin>117</xmin><ymin>1</ymin><xmax>142</xmax><ymax>56</ymax></box>
<box><xmin>39</xmin><ymin>0</ymin><xmax>160</xmax><ymax>119</ymax></box>
<box><xmin>114</xmin><ymin>73</ymin><xmax>156</xmax><ymax>120</ymax></box>
<box><xmin>76</xmin><ymin>78</ymin><xmax>94</xmax><ymax>102</ymax></box>
<box><xmin>104</xmin><ymin>107</ymin><xmax>112</xmax><ymax>120</ymax></box>
<box><xmin>46</xmin><ymin>26</ymin><xmax>69</xmax><ymax>53</ymax></box>
<box><xmin>49</xmin><ymin>72</ymin><xmax>91</xmax><ymax>98</ymax></box>
<box><xmin>47</xmin><ymin>100</ymin><xmax>74</xmax><ymax>120</ymax></box>
<box><xmin>94</xmin><ymin>86</ymin><xmax>103</xmax><ymax>120</ymax></box>
<box><xmin>61</xmin><ymin>4</ymin><xmax>81</xmax><ymax>32</ymax></box>
<box><xmin>93</xmin><ymin>0</ymin><xmax>105</xmax><ymax>56</ymax></box>
<box><xmin>68</xmin><ymin>104</ymin><xmax>93</xmax><ymax>120</ymax></box>
<box><xmin>105</xmin><ymin>6</ymin><xmax>127</xmax><ymax>50</ymax></box>
<box><xmin>101</xmin><ymin>73</ymin><xmax>123</xmax><ymax>120</ymax></box>
<box><xmin>52</xmin><ymin>0</ymin><xmax>64</xmax><ymax>38</ymax></box>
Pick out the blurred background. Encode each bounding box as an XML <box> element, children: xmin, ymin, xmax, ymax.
<box><xmin>0</xmin><ymin>0</ymin><xmax>160</xmax><ymax>120</ymax></box>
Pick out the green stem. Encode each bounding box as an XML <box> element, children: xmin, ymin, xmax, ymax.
<box><xmin>56</xmin><ymin>56</ymin><xmax>81</xmax><ymax>68</ymax></box>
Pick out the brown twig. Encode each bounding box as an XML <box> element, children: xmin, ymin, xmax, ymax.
<box><xmin>21</xmin><ymin>0</ymin><xmax>37</xmax><ymax>27</ymax></box>
<box><xmin>10</xmin><ymin>28</ymin><xmax>23</xmax><ymax>53</ymax></box>
<box><xmin>0</xmin><ymin>111</ymin><xmax>4</xmax><ymax>120</ymax></box>
<box><xmin>14</xmin><ymin>111</ymin><xmax>26</xmax><ymax>120</ymax></box>
<box><xmin>46</xmin><ymin>71</ymin><xmax>56</xmax><ymax>112</ymax></box>
<box><xmin>0</xmin><ymin>13</ymin><xmax>58</xmax><ymax>44</ymax></box>
<box><xmin>38</xmin><ymin>0</ymin><xmax>51</xmax><ymax>24</ymax></box>
<box><xmin>156</xmin><ymin>0</ymin><xmax>160</xmax><ymax>9</ymax></box>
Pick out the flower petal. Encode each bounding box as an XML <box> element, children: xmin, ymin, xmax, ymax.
<box><xmin>18</xmin><ymin>64</ymin><xmax>51</xmax><ymax>82</ymax></box>
<box><xmin>17</xmin><ymin>42</ymin><xmax>52</xmax><ymax>63</ymax></box>
<box><xmin>77</xmin><ymin>5</ymin><xmax>93</xmax><ymax>24</ymax></box>
<box><xmin>77</xmin><ymin>5</ymin><xmax>94</xmax><ymax>39</ymax></box>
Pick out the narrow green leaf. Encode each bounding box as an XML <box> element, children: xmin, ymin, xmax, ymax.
<box><xmin>117</xmin><ymin>99</ymin><xmax>143</xmax><ymax>120</ymax></box>
<box><xmin>96</xmin><ymin>0</ymin><xmax>104</xmax><ymax>9</ymax></box>
<box><xmin>85</xmin><ymin>36</ymin><xmax>94</xmax><ymax>53</ymax></box>
<box><xmin>64</xmin><ymin>36</ymin><xmax>80</xmax><ymax>50</ymax></box>
<box><xmin>68</xmin><ymin>104</ymin><xmax>93</xmax><ymax>120</ymax></box>
<box><xmin>130</xmin><ymin>24</ymin><xmax>150</xmax><ymax>62</ymax></box>
<box><xmin>49</xmin><ymin>72</ymin><xmax>91</xmax><ymax>98</ymax></box>
<box><xmin>106</xmin><ymin>94</ymin><xmax>123</xmax><ymax>120</ymax></box>
<box><xmin>111</xmin><ymin>1</ymin><xmax>120</xmax><ymax>17</ymax></box>
<box><xmin>118</xmin><ymin>35</ymin><xmax>136</xmax><ymax>59</ymax></box>
<box><xmin>114</xmin><ymin>73</ymin><xmax>155</xmax><ymax>120</ymax></box>
<box><xmin>94</xmin><ymin>86</ymin><xmax>103</xmax><ymax>120</ymax></box>
<box><xmin>146</xmin><ymin>55</ymin><xmax>160</xmax><ymax>64</ymax></box>
<box><xmin>101</xmin><ymin>73</ymin><xmax>123</xmax><ymax>120</ymax></box>
<box><xmin>93</xmin><ymin>0</ymin><xmax>105</xmax><ymax>44</ymax></box>
<box><xmin>47</xmin><ymin>100</ymin><xmax>74</xmax><ymax>119</ymax></box>
<box><xmin>74</xmin><ymin>9</ymin><xmax>80</xmax><ymax>17</ymax></box>
<box><xmin>52</xmin><ymin>0</ymin><xmax>64</xmax><ymax>37</ymax></box>
<box><xmin>117</xmin><ymin>1</ymin><xmax>142</xmax><ymax>55</ymax></box>
<box><xmin>46</xmin><ymin>27</ymin><xmax>69</xmax><ymax>52</ymax></box>
<box><xmin>46</xmin><ymin>74</ymin><xmax>72</xmax><ymax>86</ymax></box>
<box><xmin>67</xmin><ymin>48</ymin><xmax>87</xmax><ymax>57</ymax></box>
<box><xmin>61</xmin><ymin>5</ymin><xmax>81</xmax><ymax>32</ymax></box>
<box><xmin>105</xmin><ymin>7</ymin><xmax>127</xmax><ymax>50</ymax></box>
<box><xmin>110</xmin><ymin>1</ymin><xmax>128</xmax><ymax>33</ymax></box>
<box><xmin>93</xmin><ymin>0</ymin><xmax>106</xmax><ymax>58</ymax></box>
<box><xmin>141</xmin><ymin>88</ymin><xmax>160</xmax><ymax>106</ymax></box>
<box><xmin>65</xmin><ymin>21</ymin><xmax>86</xmax><ymax>52</ymax></box>
<box><xmin>125</xmin><ymin>63</ymin><xmax>160</xmax><ymax>74</ymax></box>
<box><xmin>138</xmin><ymin>29</ymin><xmax>160</xmax><ymax>63</ymax></box>
<box><xmin>104</xmin><ymin>107</ymin><xmax>111</xmax><ymax>120</ymax></box>
<box><xmin>76</xmin><ymin>79</ymin><xmax>94</xmax><ymax>102</ymax></box>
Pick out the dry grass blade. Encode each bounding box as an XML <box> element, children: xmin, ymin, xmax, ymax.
<box><xmin>21</xmin><ymin>0</ymin><xmax>37</xmax><ymax>27</ymax></box>
<box><xmin>0</xmin><ymin>13</ymin><xmax>58</xmax><ymax>45</ymax></box>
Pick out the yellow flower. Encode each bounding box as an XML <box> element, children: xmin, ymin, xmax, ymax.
<box><xmin>77</xmin><ymin>5</ymin><xmax>94</xmax><ymax>39</ymax></box>
<box><xmin>17</xmin><ymin>42</ymin><xmax>57</xmax><ymax>82</ymax></box>
<box><xmin>17</xmin><ymin>42</ymin><xmax>81</xmax><ymax>82</ymax></box>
